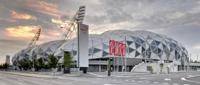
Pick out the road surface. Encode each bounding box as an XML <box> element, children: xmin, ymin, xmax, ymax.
<box><xmin>0</xmin><ymin>71</ymin><xmax>199</xmax><ymax>85</ymax></box>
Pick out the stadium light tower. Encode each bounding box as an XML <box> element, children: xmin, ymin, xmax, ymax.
<box><xmin>28</xmin><ymin>26</ymin><xmax>42</xmax><ymax>71</ymax></box>
<box><xmin>60</xmin><ymin>6</ymin><xmax>85</xmax><ymax>40</ymax></box>
<box><xmin>28</xmin><ymin>27</ymin><xmax>41</xmax><ymax>48</ymax></box>
<box><xmin>12</xmin><ymin>26</ymin><xmax>41</xmax><ymax>71</ymax></box>
<box><xmin>59</xmin><ymin>6</ymin><xmax>89</xmax><ymax>73</ymax></box>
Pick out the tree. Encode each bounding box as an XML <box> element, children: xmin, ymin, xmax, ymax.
<box><xmin>37</xmin><ymin>58</ymin><xmax>45</xmax><ymax>69</ymax></box>
<box><xmin>63</xmin><ymin>51</ymin><xmax>73</xmax><ymax>73</ymax></box>
<box><xmin>32</xmin><ymin>58</ymin><xmax>38</xmax><ymax>71</ymax></box>
<box><xmin>3</xmin><ymin>63</ymin><xmax>9</xmax><ymax>70</ymax></box>
<box><xmin>18</xmin><ymin>59</ymin><xmax>32</xmax><ymax>70</ymax></box>
<box><xmin>160</xmin><ymin>63</ymin><xmax>164</xmax><ymax>73</ymax></box>
<box><xmin>64</xmin><ymin>51</ymin><xmax>73</xmax><ymax>68</ymax></box>
<box><xmin>0</xmin><ymin>63</ymin><xmax>9</xmax><ymax>70</ymax></box>
<box><xmin>48</xmin><ymin>54</ymin><xmax>58</xmax><ymax>68</ymax></box>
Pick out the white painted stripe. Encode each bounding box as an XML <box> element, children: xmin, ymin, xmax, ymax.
<box><xmin>164</xmin><ymin>78</ymin><xmax>171</xmax><ymax>81</ymax></box>
<box><xmin>181</xmin><ymin>77</ymin><xmax>186</xmax><ymax>80</ymax></box>
<box><xmin>104</xmin><ymin>84</ymin><xmax>113</xmax><ymax>85</ymax></box>
<box><xmin>153</xmin><ymin>82</ymin><xmax>159</xmax><ymax>83</ymax></box>
<box><xmin>88</xmin><ymin>73</ymin><xmax>106</xmax><ymax>77</ymax></box>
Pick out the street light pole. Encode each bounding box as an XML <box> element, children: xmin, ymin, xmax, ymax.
<box><xmin>124</xmin><ymin>36</ymin><xmax>127</xmax><ymax>72</ymax></box>
<box><xmin>107</xmin><ymin>58</ymin><xmax>112</xmax><ymax>76</ymax></box>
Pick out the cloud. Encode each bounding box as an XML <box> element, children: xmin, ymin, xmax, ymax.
<box><xmin>166</xmin><ymin>12</ymin><xmax>186</xmax><ymax>20</ymax></box>
<box><xmin>89</xmin><ymin>21</ymin><xmax>141</xmax><ymax>34</ymax></box>
<box><xmin>26</xmin><ymin>0</ymin><xmax>63</xmax><ymax>18</ymax></box>
<box><xmin>5</xmin><ymin>26</ymin><xmax>40</xmax><ymax>38</ymax></box>
<box><xmin>0</xmin><ymin>39</ymin><xmax>28</xmax><ymax>62</ymax></box>
<box><xmin>40</xmin><ymin>30</ymin><xmax>62</xmax><ymax>40</ymax></box>
<box><xmin>51</xmin><ymin>18</ymin><xmax>64</xmax><ymax>25</ymax></box>
<box><xmin>10</xmin><ymin>10</ymin><xmax>37</xmax><ymax>20</ymax></box>
<box><xmin>193</xmin><ymin>45</ymin><xmax>200</xmax><ymax>49</ymax></box>
<box><xmin>0</xmin><ymin>0</ymin><xmax>200</xmax><ymax>61</ymax></box>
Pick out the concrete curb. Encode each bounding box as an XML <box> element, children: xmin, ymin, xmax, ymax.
<box><xmin>1</xmin><ymin>71</ymin><xmax>83</xmax><ymax>79</ymax></box>
<box><xmin>2</xmin><ymin>71</ymin><xmax>55</xmax><ymax>79</ymax></box>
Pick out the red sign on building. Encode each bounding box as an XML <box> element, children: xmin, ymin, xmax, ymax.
<box><xmin>109</xmin><ymin>40</ymin><xmax>126</xmax><ymax>56</ymax></box>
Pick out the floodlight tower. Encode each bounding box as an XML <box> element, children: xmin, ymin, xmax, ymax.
<box><xmin>60</xmin><ymin>6</ymin><xmax>89</xmax><ymax>73</ymax></box>
<box><xmin>60</xmin><ymin>6</ymin><xmax>86</xmax><ymax>40</ymax></box>
<box><xmin>28</xmin><ymin>27</ymin><xmax>41</xmax><ymax>48</ymax></box>
<box><xmin>28</xmin><ymin>26</ymin><xmax>42</xmax><ymax>71</ymax></box>
<box><xmin>12</xmin><ymin>26</ymin><xmax>42</xmax><ymax>70</ymax></box>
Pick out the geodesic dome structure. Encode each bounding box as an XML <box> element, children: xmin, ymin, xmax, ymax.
<box><xmin>12</xmin><ymin>30</ymin><xmax>189</xmax><ymax>65</ymax></box>
<box><xmin>12</xmin><ymin>40</ymin><xmax>65</xmax><ymax>64</ymax></box>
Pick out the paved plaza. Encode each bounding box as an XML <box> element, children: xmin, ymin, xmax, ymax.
<box><xmin>0</xmin><ymin>71</ymin><xmax>199</xmax><ymax>85</ymax></box>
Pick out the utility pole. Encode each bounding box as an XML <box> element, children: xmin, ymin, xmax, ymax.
<box><xmin>107</xmin><ymin>58</ymin><xmax>112</xmax><ymax>76</ymax></box>
<box><xmin>188</xmin><ymin>53</ymin><xmax>191</xmax><ymax>72</ymax></box>
<box><xmin>124</xmin><ymin>36</ymin><xmax>127</xmax><ymax>72</ymax></box>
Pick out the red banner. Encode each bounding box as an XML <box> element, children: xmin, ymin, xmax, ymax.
<box><xmin>109</xmin><ymin>40</ymin><xmax>126</xmax><ymax>56</ymax></box>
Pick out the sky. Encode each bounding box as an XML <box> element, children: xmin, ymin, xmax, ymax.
<box><xmin>0</xmin><ymin>0</ymin><xmax>200</xmax><ymax>63</ymax></box>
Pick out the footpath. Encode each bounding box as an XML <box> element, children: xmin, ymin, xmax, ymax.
<box><xmin>0</xmin><ymin>71</ymin><xmax>82</xmax><ymax>79</ymax></box>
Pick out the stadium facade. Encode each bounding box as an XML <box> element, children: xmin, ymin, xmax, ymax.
<box><xmin>12</xmin><ymin>30</ymin><xmax>189</xmax><ymax>73</ymax></box>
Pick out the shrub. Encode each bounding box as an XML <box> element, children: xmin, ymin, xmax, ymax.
<box><xmin>48</xmin><ymin>54</ymin><xmax>58</xmax><ymax>68</ymax></box>
<box><xmin>64</xmin><ymin>51</ymin><xmax>73</xmax><ymax>68</ymax></box>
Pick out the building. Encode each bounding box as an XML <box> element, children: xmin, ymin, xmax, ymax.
<box><xmin>12</xmin><ymin>30</ymin><xmax>190</xmax><ymax>73</ymax></box>
<box><xmin>6</xmin><ymin>55</ymin><xmax>10</xmax><ymax>65</ymax></box>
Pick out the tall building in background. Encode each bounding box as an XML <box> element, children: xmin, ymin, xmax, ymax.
<box><xmin>6</xmin><ymin>55</ymin><xmax>10</xmax><ymax>65</ymax></box>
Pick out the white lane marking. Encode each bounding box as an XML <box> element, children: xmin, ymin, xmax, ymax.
<box><xmin>164</xmin><ymin>78</ymin><xmax>171</xmax><ymax>81</ymax></box>
<box><xmin>181</xmin><ymin>77</ymin><xmax>186</xmax><ymax>80</ymax></box>
<box><xmin>104</xmin><ymin>84</ymin><xmax>113</xmax><ymax>85</ymax></box>
<box><xmin>153</xmin><ymin>82</ymin><xmax>159</xmax><ymax>83</ymax></box>
<box><xmin>88</xmin><ymin>73</ymin><xmax>106</xmax><ymax>77</ymax></box>
<box><xmin>111</xmin><ymin>75</ymin><xmax>131</xmax><ymax>78</ymax></box>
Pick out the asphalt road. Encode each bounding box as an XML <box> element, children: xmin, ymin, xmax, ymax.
<box><xmin>0</xmin><ymin>71</ymin><xmax>199</xmax><ymax>85</ymax></box>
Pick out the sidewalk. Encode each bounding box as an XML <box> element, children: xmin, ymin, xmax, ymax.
<box><xmin>87</xmin><ymin>72</ymin><xmax>150</xmax><ymax>78</ymax></box>
<box><xmin>2</xmin><ymin>71</ymin><xmax>194</xmax><ymax>79</ymax></box>
<box><xmin>1</xmin><ymin>71</ymin><xmax>83</xmax><ymax>79</ymax></box>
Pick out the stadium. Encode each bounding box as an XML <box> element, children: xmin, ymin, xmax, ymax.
<box><xmin>12</xmin><ymin>30</ymin><xmax>189</xmax><ymax>73</ymax></box>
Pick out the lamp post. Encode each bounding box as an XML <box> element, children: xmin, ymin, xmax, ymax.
<box><xmin>108</xmin><ymin>58</ymin><xmax>112</xmax><ymax>76</ymax></box>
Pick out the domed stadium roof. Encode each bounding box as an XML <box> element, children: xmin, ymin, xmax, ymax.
<box><xmin>12</xmin><ymin>30</ymin><xmax>188</xmax><ymax>64</ymax></box>
<box><xmin>12</xmin><ymin>40</ymin><xmax>65</xmax><ymax>62</ymax></box>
